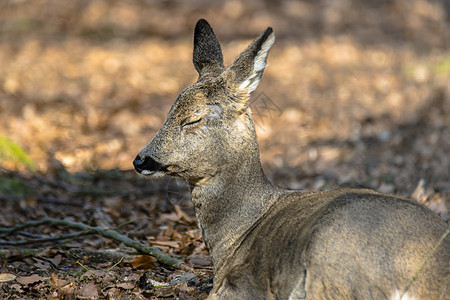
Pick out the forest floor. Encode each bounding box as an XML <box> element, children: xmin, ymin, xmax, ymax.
<box><xmin>0</xmin><ymin>0</ymin><xmax>449</xmax><ymax>298</ymax></box>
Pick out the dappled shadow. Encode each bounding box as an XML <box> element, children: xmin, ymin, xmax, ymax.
<box><xmin>0</xmin><ymin>0</ymin><xmax>448</xmax><ymax>46</ymax></box>
<box><xmin>264</xmin><ymin>88</ymin><xmax>449</xmax><ymax>220</ymax></box>
<box><xmin>0</xmin><ymin>166</ymin><xmax>211</xmax><ymax>298</ymax></box>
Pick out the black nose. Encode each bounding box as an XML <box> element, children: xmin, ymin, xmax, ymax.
<box><xmin>133</xmin><ymin>155</ymin><xmax>167</xmax><ymax>173</ymax></box>
<box><xmin>133</xmin><ymin>156</ymin><xmax>145</xmax><ymax>172</ymax></box>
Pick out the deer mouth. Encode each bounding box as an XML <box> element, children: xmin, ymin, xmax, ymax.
<box><xmin>133</xmin><ymin>155</ymin><xmax>169</xmax><ymax>177</ymax></box>
<box><xmin>140</xmin><ymin>169</ymin><xmax>166</xmax><ymax>177</ymax></box>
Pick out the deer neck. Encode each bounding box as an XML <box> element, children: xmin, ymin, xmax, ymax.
<box><xmin>190</xmin><ymin>147</ymin><xmax>282</xmax><ymax>271</ymax></box>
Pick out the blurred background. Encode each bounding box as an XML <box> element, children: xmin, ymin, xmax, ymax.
<box><xmin>1</xmin><ymin>0</ymin><xmax>449</xmax><ymax>202</ymax></box>
<box><xmin>1</xmin><ymin>0</ymin><xmax>449</xmax><ymax>194</ymax></box>
<box><xmin>0</xmin><ymin>0</ymin><xmax>449</xmax><ymax>297</ymax></box>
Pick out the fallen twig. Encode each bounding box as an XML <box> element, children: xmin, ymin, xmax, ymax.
<box><xmin>0</xmin><ymin>218</ymin><xmax>56</xmax><ymax>237</ymax></box>
<box><xmin>0</xmin><ymin>231</ymin><xmax>91</xmax><ymax>246</ymax></box>
<box><xmin>0</xmin><ymin>216</ymin><xmax>188</xmax><ymax>270</ymax></box>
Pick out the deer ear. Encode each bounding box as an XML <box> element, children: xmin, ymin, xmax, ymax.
<box><xmin>228</xmin><ymin>27</ymin><xmax>274</xmax><ymax>94</ymax></box>
<box><xmin>193</xmin><ymin>19</ymin><xmax>225</xmax><ymax>78</ymax></box>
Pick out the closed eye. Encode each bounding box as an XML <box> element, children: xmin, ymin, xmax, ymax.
<box><xmin>182</xmin><ymin>118</ymin><xmax>202</xmax><ymax>128</ymax></box>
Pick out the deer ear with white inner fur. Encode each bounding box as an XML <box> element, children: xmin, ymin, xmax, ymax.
<box><xmin>228</xmin><ymin>27</ymin><xmax>275</xmax><ymax>95</ymax></box>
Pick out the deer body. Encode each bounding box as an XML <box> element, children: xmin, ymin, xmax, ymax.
<box><xmin>134</xmin><ymin>19</ymin><xmax>449</xmax><ymax>299</ymax></box>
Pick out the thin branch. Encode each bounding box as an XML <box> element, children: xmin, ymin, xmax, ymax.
<box><xmin>0</xmin><ymin>218</ymin><xmax>55</xmax><ymax>237</ymax></box>
<box><xmin>0</xmin><ymin>217</ymin><xmax>188</xmax><ymax>270</ymax></box>
<box><xmin>0</xmin><ymin>231</ymin><xmax>92</xmax><ymax>245</ymax></box>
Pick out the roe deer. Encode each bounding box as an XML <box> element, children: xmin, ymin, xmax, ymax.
<box><xmin>133</xmin><ymin>19</ymin><xmax>449</xmax><ymax>300</ymax></box>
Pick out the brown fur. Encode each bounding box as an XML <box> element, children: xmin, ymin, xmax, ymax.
<box><xmin>134</xmin><ymin>19</ymin><xmax>449</xmax><ymax>300</ymax></box>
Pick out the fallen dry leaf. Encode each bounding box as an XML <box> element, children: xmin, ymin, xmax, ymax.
<box><xmin>75</xmin><ymin>282</ymin><xmax>99</xmax><ymax>300</ymax></box>
<box><xmin>9</xmin><ymin>283</ymin><xmax>23</xmax><ymax>293</ymax></box>
<box><xmin>0</xmin><ymin>273</ymin><xmax>17</xmax><ymax>282</ymax></box>
<box><xmin>80</xmin><ymin>269</ymin><xmax>107</xmax><ymax>280</ymax></box>
<box><xmin>189</xmin><ymin>256</ymin><xmax>212</xmax><ymax>268</ymax></box>
<box><xmin>124</xmin><ymin>273</ymin><xmax>140</xmax><ymax>282</ymax></box>
<box><xmin>50</xmin><ymin>272</ymin><xmax>69</xmax><ymax>289</ymax></box>
<box><xmin>175</xmin><ymin>205</ymin><xmax>195</xmax><ymax>224</ymax></box>
<box><xmin>150</xmin><ymin>240</ymin><xmax>180</xmax><ymax>248</ymax></box>
<box><xmin>116</xmin><ymin>282</ymin><xmax>135</xmax><ymax>289</ymax></box>
<box><xmin>154</xmin><ymin>286</ymin><xmax>176</xmax><ymax>298</ymax></box>
<box><xmin>49</xmin><ymin>254</ymin><xmax>62</xmax><ymax>267</ymax></box>
<box><xmin>130</xmin><ymin>255</ymin><xmax>156</xmax><ymax>270</ymax></box>
<box><xmin>16</xmin><ymin>274</ymin><xmax>49</xmax><ymax>285</ymax></box>
<box><xmin>32</xmin><ymin>259</ymin><xmax>50</xmax><ymax>271</ymax></box>
<box><xmin>60</xmin><ymin>282</ymin><xmax>76</xmax><ymax>297</ymax></box>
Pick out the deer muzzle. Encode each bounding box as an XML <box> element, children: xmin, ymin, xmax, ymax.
<box><xmin>133</xmin><ymin>154</ymin><xmax>168</xmax><ymax>176</ymax></box>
